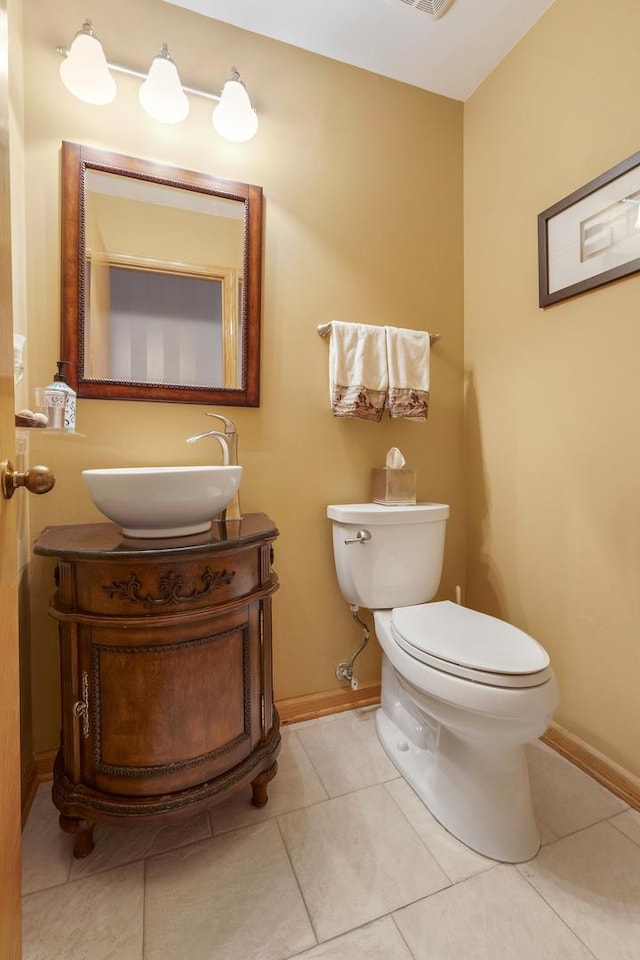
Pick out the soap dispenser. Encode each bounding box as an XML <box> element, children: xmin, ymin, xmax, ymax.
<box><xmin>43</xmin><ymin>361</ymin><xmax>76</xmax><ymax>430</ymax></box>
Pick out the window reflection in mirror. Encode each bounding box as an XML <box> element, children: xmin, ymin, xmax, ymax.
<box><xmin>61</xmin><ymin>143</ymin><xmax>262</xmax><ymax>405</ymax></box>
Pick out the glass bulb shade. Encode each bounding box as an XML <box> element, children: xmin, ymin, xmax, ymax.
<box><xmin>212</xmin><ymin>78</ymin><xmax>258</xmax><ymax>142</ymax></box>
<box><xmin>59</xmin><ymin>32</ymin><xmax>116</xmax><ymax>105</ymax></box>
<box><xmin>138</xmin><ymin>54</ymin><xmax>189</xmax><ymax>124</ymax></box>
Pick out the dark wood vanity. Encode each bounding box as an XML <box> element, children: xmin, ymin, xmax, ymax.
<box><xmin>33</xmin><ymin>514</ymin><xmax>280</xmax><ymax>857</ymax></box>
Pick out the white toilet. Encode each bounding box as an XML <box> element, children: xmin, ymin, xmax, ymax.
<box><xmin>327</xmin><ymin>502</ymin><xmax>559</xmax><ymax>863</ymax></box>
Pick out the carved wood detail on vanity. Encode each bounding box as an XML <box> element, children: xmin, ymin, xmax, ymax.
<box><xmin>33</xmin><ymin>514</ymin><xmax>280</xmax><ymax>858</ymax></box>
<box><xmin>102</xmin><ymin>566</ymin><xmax>236</xmax><ymax>607</ymax></box>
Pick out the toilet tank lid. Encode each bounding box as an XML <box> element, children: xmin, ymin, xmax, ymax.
<box><xmin>327</xmin><ymin>503</ymin><xmax>449</xmax><ymax>524</ymax></box>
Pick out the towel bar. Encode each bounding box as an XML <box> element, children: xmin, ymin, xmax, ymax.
<box><xmin>317</xmin><ymin>322</ymin><xmax>440</xmax><ymax>344</ymax></box>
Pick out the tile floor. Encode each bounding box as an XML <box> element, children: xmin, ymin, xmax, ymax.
<box><xmin>21</xmin><ymin>707</ymin><xmax>640</xmax><ymax>960</ymax></box>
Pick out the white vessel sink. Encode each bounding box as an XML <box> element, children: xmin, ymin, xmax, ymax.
<box><xmin>82</xmin><ymin>465</ymin><xmax>242</xmax><ymax>538</ymax></box>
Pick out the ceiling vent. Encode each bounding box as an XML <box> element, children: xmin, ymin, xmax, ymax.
<box><xmin>397</xmin><ymin>0</ymin><xmax>456</xmax><ymax>18</ymax></box>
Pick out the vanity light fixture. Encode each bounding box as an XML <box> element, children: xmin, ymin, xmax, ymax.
<box><xmin>138</xmin><ymin>44</ymin><xmax>189</xmax><ymax>124</ymax></box>
<box><xmin>58</xmin><ymin>19</ymin><xmax>259</xmax><ymax>141</ymax></box>
<box><xmin>212</xmin><ymin>69</ymin><xmax>259</xmax><ymax>143</ymax></box>
<box><xmin>59</xmin><ymin>20</ymin><xmax>117</xmax><ymax>105</ymax></box>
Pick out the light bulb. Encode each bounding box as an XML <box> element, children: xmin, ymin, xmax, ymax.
<box><xmin>212</xmin><ymin>69</ymin><xmax>258</xmax><ymax>143</ymax></box>
<box><xmin>59</xmin><ymin>20</ymin><xmax>116</xmax><ymax>106</ymax></box>
<box><xmin>138</xmin><ymin>44</ymin><xmax>189</xmax><ymax>124</ymax></box>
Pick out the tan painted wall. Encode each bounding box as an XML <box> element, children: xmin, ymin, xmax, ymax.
<box><xmin>464</xmin><ymin>0</ymin><xmax>640</xmax><ymax>776</ymax></box>
<box><xmin>23</xmin><ymin>0</ymin><xmax>464</xmax><ymax>753</ymax></box>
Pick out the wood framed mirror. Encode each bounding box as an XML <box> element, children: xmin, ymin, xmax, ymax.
<box><xmin>61</xmin><ymin>142</ymin><xmax>262</xmax><ymax>406</ymax></box>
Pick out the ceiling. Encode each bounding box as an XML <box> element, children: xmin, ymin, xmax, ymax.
<box><xmin>162</xmin><ymin>0</ymin><xmax>555</xmax><ymax>101</ymax></box>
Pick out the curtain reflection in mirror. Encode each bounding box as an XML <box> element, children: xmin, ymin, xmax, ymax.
<box><xmin>86</xmin><ymin>259</ymin><xmax>239</xmax><ymax>386</ymax></box>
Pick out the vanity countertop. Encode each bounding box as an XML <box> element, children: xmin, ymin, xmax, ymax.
<box><xmin>33</xmin><ymin>512</ymin><xmax>278</xmax><ymax>561</ymax></box>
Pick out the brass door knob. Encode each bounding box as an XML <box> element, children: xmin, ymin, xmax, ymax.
<box><xmin>1</xmin><ymin>459</ymin><xmax>56</xmax><ymax>500</ymax></box>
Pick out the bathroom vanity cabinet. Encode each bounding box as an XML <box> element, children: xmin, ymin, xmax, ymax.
<box><xmin>33</xmin><ymin>514</ymin><xmax>280</xmax><ymax>857</ymax></box>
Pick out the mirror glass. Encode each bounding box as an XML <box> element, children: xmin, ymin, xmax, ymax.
<box><xmin>61</xmin><ymin>142</ymin><xmax>263</xmax><ymax>405</ymax></box>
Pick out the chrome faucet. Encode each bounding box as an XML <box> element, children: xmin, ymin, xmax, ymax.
<box><xmin>186</xmin><ymin>413</ymin><xmax>241</xmax><ymax>521</ymax></box>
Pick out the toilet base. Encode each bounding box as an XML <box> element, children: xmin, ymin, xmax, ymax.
<box><xmin>376</xmin><ymin>657</ymin><xmax>541</xmax><ymax>863</ymax></box>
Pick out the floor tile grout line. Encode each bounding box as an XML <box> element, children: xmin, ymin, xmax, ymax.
<box><xmin>21</xmin><ymin>850</ymin><xmax>150</xmax><ymax>901</ymax></box>
<box><xmin>533</xmin><ymin>804</ymin><xmax>631</xmax><ymax>841</ymax></box>
<box><xmin>280</xmin><ymin>759</ymin><xmax>517</xmax><ymax>948</ymax></box>
<box><xmin>528</xmin><ymin>811</ymin><xmax>637</xmax><ymax>851</ymax></box>
<box><xmin>319</xmin><ymin>773</ymin><xmax>401</xmax><ymax>801</ymax></box>
<box><xmin>25</xmin><ymin>777</ymin><xmax>389</xmax><ymax>897</ymax></box>
<box><xmin>23</xmin><ymin>766</ymin><xmax>401</xmax><ymax>898</ymax></box>
<box><xmin>513</xmin><ymin>863</ymin><xmax>601</xmax><ymax>960</ymax></box>
<box><xmin>24</xmin><ymin>815</ymin><xmax>237</xmax><ymax>894</ymax></box>
<box><xmin>390</xmin><ymin>912</ymin><xmax>420</xmax><ymax>960</ymax></box>
<box><xmin>285</xmin><ymin>727</ymin><xmax>331</xmax><ymax>803</ymax></box>
<box><xmin>398</xmin><ymin>862</ymin><xmax>602</xmax><ymax>960</ymax></box>
<box><xmin>290</xmin><ymin>723</ymin><xmax>344</xmax><ymax>800</ymax></box>
<box><xmin>390</xmin><ymin>863</ymin><xmax>602</xmax><ymax>960</ymax></box>
<box><xmin>28</xmin><ymin>781</ymin><xmax>405</xmax><ymax>896</ymax></box>
<box><xmin>279</xmin><ymin>916</ymin><xmax>419</xmax><ymax>960</ymax></box>
<box><xmin>380</xmin><ymin>779</ymin><xmax>459</xmax><ymax>886</ymax></box>
<box><xmin>535</xmin><ymin>813</ymin><xmax>559</xmax><ymax>845</ymax></box>
<box><xmin>291</xmin><ymin>709</ymin><xmax>406</xmax><ymax>801</ymax></box>
<box><xmin>272</xmin><ymin>780</ymin><xmax>498</xmax><ymax>944</ymax></box>
<box><xmin>273</xmin><ymin>815</ymin><xmax>320</xmax><ymax>947</ymax></box>
<box><xmin>605</xmin><ymin>813</ymin><xmax>640</xmax><ymax>849</ymax></box>
<box><xmin>281</xmin><ymin>875</ymin><xmax>506</xmax><ymax>959</ymax></box>
<box><xmin>22</xmin><ymin>879</ymin><xmax>67</xmax><ymax>900</ymax></box>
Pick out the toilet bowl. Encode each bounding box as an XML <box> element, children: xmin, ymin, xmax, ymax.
<box><xmin>327</xmin><ymin>502</ymin><xmax>559</xmax><ymax>863</ymax></box>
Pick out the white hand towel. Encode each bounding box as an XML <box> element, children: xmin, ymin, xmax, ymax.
<box><xmin>385</xmin><ymin>326</ymin><xmax>430</xmax><ymax>420</ymax></box>
<box><xmin>329</xmin><ymin>321</ymin><xmax>388</xmax><ymax>421</ymax></box>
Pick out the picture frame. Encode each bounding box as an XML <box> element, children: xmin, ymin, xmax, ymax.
<box><xmin>538</xmin><ymin>149</ymin><xmax>640</xmax><ymax>306</ymax></box>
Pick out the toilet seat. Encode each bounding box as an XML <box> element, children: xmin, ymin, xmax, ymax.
<box><xmin>390</xmin><ymin>601</ymin><xmax>552</xmax><ymax>689</ymax></box>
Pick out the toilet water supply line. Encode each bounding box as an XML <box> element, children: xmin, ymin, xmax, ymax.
<box><xmin>335</xmin><ymin>586</ymin><xmax>463</xmax><ymax>690</ymax></box>
<box><xmin>335</xmin><ymin>605</ymin><xmax>370</xmax><ymax>691</ymax></box>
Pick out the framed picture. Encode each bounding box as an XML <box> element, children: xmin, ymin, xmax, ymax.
<box><xmin>538</xmin><ymin>149</ymin><xmax>640</xmax><ymax>306</ymax></box>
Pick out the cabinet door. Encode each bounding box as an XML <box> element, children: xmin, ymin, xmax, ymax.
<box><xmin>75</xmin><ymin>603</ymin><xmax>262</xmax><ymax>796</ymax></box>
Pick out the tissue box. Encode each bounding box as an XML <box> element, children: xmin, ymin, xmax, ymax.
<box><xmin>371</xmin><ymin>468</ymin><xmax>416</xmax><ymax>505</ymax></box>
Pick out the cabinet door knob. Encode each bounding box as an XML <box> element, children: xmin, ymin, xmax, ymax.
<box><xmin>1</xmin><ymin>459</ymin><xmax>56</xmax><ymax>499</ymax></box>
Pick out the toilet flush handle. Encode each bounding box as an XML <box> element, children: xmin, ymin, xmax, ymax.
<box><xmin>344</xmin><ymin>529</ymin><xmax>371</xmax><ymax>545</ymax></box>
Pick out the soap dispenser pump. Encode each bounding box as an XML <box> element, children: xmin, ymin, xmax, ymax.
<box><xmin>43</xmin><ymin>361</ymin><xmax>76</xmax><ymax>430</ymax></box>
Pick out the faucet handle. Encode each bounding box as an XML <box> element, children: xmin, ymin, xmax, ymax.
<box><xmin>205</xmin><ymin>412</ymin><xmax>236</xmax><ymax>434</ymax></box>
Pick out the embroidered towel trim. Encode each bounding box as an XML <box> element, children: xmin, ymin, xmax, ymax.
<box><xmin>329</xmin><ymin>321</ymin><xmax>388</xmax><ymax>421</ymax></box>
<box><xmin>385</xmin><ymin>326</ymin><xmax>430</xmax><ymax>420</ymax></box>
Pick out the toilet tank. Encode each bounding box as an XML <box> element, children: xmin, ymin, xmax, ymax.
<box><xmin>327</xmin><ymin>502</ymin><xmax>449</xmax><ymax>610</ymax></box>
